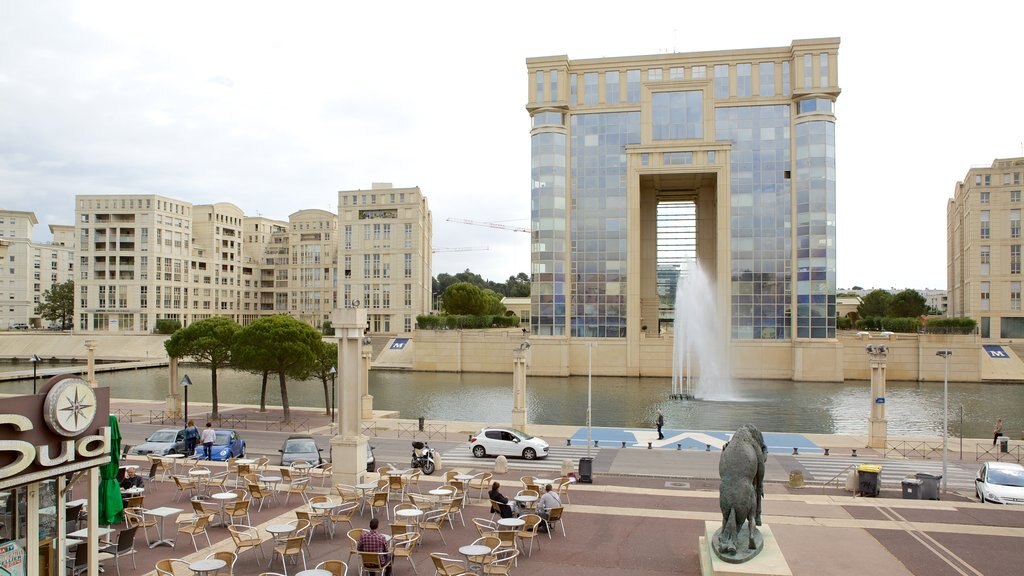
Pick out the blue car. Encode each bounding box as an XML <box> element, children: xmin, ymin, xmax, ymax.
<box><xmin>192</xmin><ymin>429</ymin><xmax>246</xmax><ymax>461</ymax></box>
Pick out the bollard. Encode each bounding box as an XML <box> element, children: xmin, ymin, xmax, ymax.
<box><xmin>494</xmin><ymin>455</ymin><xmax>508</xmax><ymax>474</ymax></box>
<box><xmin>677</xmin><ymin>444</ymin><xmax>682</xmax><ymax>451</ymax></box>
<box><xmin>566</xmin><ymin>439</ymin><xmax>572</xmax><ymax>446</ymax></box>
<box><xmin>823</xmin><ymin>448</ymin><xmax>830</xmax><ymax>456</ymax></box>
<box><xmin>851</xmin><ymin>449</ymin><xmax>858</xmax><ymax>457</ymax></box>
<box><xmin>418</xmin><ymin>416</ymin><xmax>425</xmax><ymax>432</ymax></box>
<box><xmin>561</xmin><ymin>458</ymin><xmax>573</xmax><ymax>476</ymax></box>
<box><xmin>594</xmin><ymin>440</ymin><xmax>599</xmax><ymax>448</ymax></box>
<box><xmin>792</xmin><ymin>447</ymin><xmax>799</xmax><ymax>455</ymax></box>
<box><xmin>647</xmin><ymin>442</ymin><xmax>652</xmax><ymax>449</ymax></box>
<box><xmin>434</xmin><ymin>451</ymin><xmax>444</xmax><ymax>471</ymax></box>
<box><xmin>706</xmin><ymin>444</ymin><xmax>711</xmax><ymax>452</ymax></box>
<box><xmin>621</xmin><ymin>441</ymin><xmax>627</xmax><ymax>448</ymax></box>
<box><xmin>788</xmin><ymin>470</ymin><xmax>805</xmax><ymax>488</ymax></box>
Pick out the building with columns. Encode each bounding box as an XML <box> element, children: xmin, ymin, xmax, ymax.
<box><xmin>523</xmin><ymin>38</ymin><xmax>841</xmax><ymax>378</ymax></box>
<box><xmin>0</xmin><ymin>210</ymin><xmax>75</xmax><ymax>329</ymax></box>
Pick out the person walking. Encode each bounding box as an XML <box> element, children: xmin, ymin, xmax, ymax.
<box><xmin>656</xmin><ymin>409</ymin><xmax>665</xmax><ymax>440</ymax></box>
<box><xmin>183</xmin><ymin>419</ymin><xmax>199</xmax><ymax>456</ymax></box>
<box><xmin>993</xmin><ymin>418</ymin><xmax>1003</xmax><ymax>445</ymax></box>
<box><xmin>200</xmin><ymin>422</ymin><xmax>216</xmax><ymax>461</ymax></box>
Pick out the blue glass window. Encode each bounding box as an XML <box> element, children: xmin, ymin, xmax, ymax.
<box><xmin>781</xmin><ymin>61</ymin><xmax>790</xmax><ymax>96</ymax></box>
<box><xmin>584</xmin><ymin>72</ymin><xmax>598</xmax><ymax>105</ymax></box>
<box><xmin>664</xmin><ymin>152</ymin><xmax>693</xmax><ymax>165</ymax></box>
<box><xmin>803</xmin><ymin>54</ymin><xmax>813</xmax><ymax>89</ymax></box>
<box><xmin>626</xmin><ymin>69</ymin><xmax>641</xmax><ymax>103</ymax></box>
<box><xmin>531</xmin><ymin>130</ymin><xmax>568</xmax><ymax>336</ymax></box>
<box><xmin>652</xmin><ymin>91</ymin><xmax>703</xmax><ymax>140</ymax></box>
<box><xmin>606</xmin><ymin>71</ymin><xmax>620</xmax><ymax>104</ymax></box>
<box><xmin>533</xmin><ymin>112</ymin><xmax>563</xmax><ymax>126</ymax></box>
<box><xmin>714</xmin><ymin>65</ymin><xmax>729</xmax><ymax>99</ymax></box>
<box><xmin>570</xmin><ymin>74</ymin><xmax>577</xmax><ymax>104</ymax></box>
<box><xmin>795</xmin><ymin>119</ymin><xmax>836</xmax><ymax>338</ymax></box>
<box><xmin>648</xmin><ymin>68</ymin><xmax>662</xmax><ymax>81</ymax></box>
<box><xmin>550</xmin><ymin>70</ymin><xmax>558</xmax><ymax>102</ymax></box>
<box><xmin>736</xmin><ymin>63</ymin><xmax>752</xmax><ymax>97</ymax></box>
<box><xmin>535</xmin><ymin>71</ymin><xmax>544</xmax><ymax>102</ymax></box>
<box><xmin>819</xmin><ymin>53</ymin><xmax>829</xmax><ymax>88</ymax></box>
<box><xmin>798</xmin><ymin>98</ymin><xmax>833</xmax><ymax>114</ymax></box>
<box><xmin>758</xmin><ymin>62</ymin><xmax>774</xmax><ymax>97</ymax></box>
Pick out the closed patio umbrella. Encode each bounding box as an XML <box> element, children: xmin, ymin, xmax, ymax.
<box><xmin>98</xmin><ymin>415</ymin><xmax>124</xmax><ymax>525</ymax></box>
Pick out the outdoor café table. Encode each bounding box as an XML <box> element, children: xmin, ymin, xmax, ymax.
<box><xmin>296</xmin><ymin>570</ymin><xmax>332</xmax><ymax>576</ymax></box>
<box><xmin>266</xmin><ymin>523</ymin><xmax>295</xmax><ymax>544</ymax></box>
<box><xmin>259</xmin><ymin>473</ymin><xmax>283</xmax><ymax>503</ymax></box>
<box><xmin>534</xmin><ymin>478</ymin><xmax>554</xmax><ymax>487</ymax></box>
<box><xmin>210</xmin><ymin>491</ymin><xmax>238</xmax><ymax>526</ymax></box>
<box><xmin>310</xmin><ymin>500</ymin><xmax>338</xmax><ymax>535</ymax></box>
<box><xmin>162</xmin><ymin>453</ymin><xmax>185</xmax><ymax>475</ymax></box>
<box><xmin>514</xmin><ymin>494</ymin><xmax>537</xmax><ymax>511</ymax></box>
<box><xmin>141</xmin><ymin>506</ymin><xmax>183</xmax><ymax>548</ymax></box>
<box><xmin>459</xmin><ymin>544</ymin><xmax>492</xmax><ymax>575</ymax></box>
<box><xmin>235</xmin><ymin>458</ymin><xmax>257</xmax><ymax>465</ymax></box>
<box><xmin>188</xmin><ymin>467</ymin><xmax>212</xmax><ymax>493</ymax></box>
<box><xmin>189</xmin><ymin>558</ymin><xmax>227</xmax><ymax>576</ymax></box>
<box><xmin>395</xmin><ymin>507</ymin><xmax>423</xmax><ymax>530</ymax></box>
<box><xmin>428</xmin><ymin>487</ymin><xmax>453</xmax><ymax>507</ymax></box>
<box><xmin>291</xmin><ymin>462</ymin><xmax>313</xmax><ymax>476</ymax></box>
<box><xmin>120</xmin><ymin>487</ymin><xmax>144</xmax><ymax>497</ymax></box>
<box><xmin>68</xmin><ymin>526</ymin><xmax>115</xmax><ymax>541</ymax></box>
<box><xmin>355</xmin><ymin>481</ymin><xmax>377</xmax><ymax>513</ymax></box>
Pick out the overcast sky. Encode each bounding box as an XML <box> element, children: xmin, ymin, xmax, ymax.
<box><xmin>2</xmin><ymin>1</ymin><xmax>1022</xmax><ymax>290</ymax></box>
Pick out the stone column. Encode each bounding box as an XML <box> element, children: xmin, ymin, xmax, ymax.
<box><xmin>511</xmin><ymin>341</ymin><xmax>529</xmax><ymax>431</ymax></box>
<box><xmin>361</xmin><ymin>340</ymin><xmax>374</xmax><ymax>419</ymax></box>
<box><xmin>866</xmin><ymin>344</ymin><xmax>889</xmax><ymax>449</ymax></box>
<box><xmin>330</xmin><ymin>308</ymin><xmax>370</xmax><ymax>487</ymax></box>
<box><xmin>85</xmin><ymin>340</ymin><xmax>97</xmax><ymax>387</ymax></box>
<box><xmin>167</xmin><ymin>356</ymin><xmax>182</xmax><ymax>419</ymax></box>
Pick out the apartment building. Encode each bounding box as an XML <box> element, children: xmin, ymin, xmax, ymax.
<box><xmin>0</xmin><ymin>210</ymin><xmax>75</xmax><ymax>329</ymax></box>
<box><xmin>239</xmin><ymin>215</ymin><xmax>288</xmax><ymax>325</ymax></box>
<box><xmin>338</xmin><ymin>183</ymin><xmax>433</xmax><ymax>334</ymax></box>
<box><xmin>948</xmin><ymin>157</ymin><xmax>1024</xmax><ymax>337</ymax></box>
<box><xmin>288</xmin><ymin>209</ymin><xmax>338</xmax><ymax>328</ymax></box>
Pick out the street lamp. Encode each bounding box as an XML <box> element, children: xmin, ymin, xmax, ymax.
<box><xmin>936</xmin><ymin>350</ymin><xmax>952</xmax><ymax>494</ymax></box>
<box><xmin>30</xmin><ymin>354</ymin><xmax>41</xmax><ymax>394</ymax></box>
<box><xmin>329</xmin><ymin>365</ymin><xmax>337</xmax><ymax>422</ymax></box>
<box><xmin>180</xmin><ymin>374</ymin><xmax>193</xmax><ymax>425</ymax></box>
<box><xmin>587</xmin><ymin>343</ymin><xmax>593</xmax><ymax>459</ymax></box>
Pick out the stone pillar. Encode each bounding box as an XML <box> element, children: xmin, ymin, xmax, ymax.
<box><xmin>511</xmin><ymin>341</ymin><xmax>529</xmax><ymax>431</ymax></box>
<box><xmin>331</xmin><ymin>308</ymin><xmax>370</xmax><ymax>487</ymax></box>
<box><xmin>866</xmin><ymin>344</ymin><xmax>889</xmax><ymax>449</ymax></box>
<box><xmin>85</xmin><ymin>340</ymin><xmax>97</xmax><ymax>387</ymax></box>
<box><xmin>167</xmin><ymin>356</ymin><xmax>182</xmax><ymax>419</ymax></box>
<box><xmin>360</xmin><ymin>341</ymin><xmax>374</xmax><ymax>420</ymax></box>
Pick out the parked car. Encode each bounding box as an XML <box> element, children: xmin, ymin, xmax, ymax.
<box><xmin>130</xmin><ymin>428</ymin><xmax>187</xmax><ymax>456</ymax></box>
<box><xmin>976</xmin><ymin>461</ymin><xmax>1024</xmax><ymax>504</ymax></box>
<box><xmin>279</xmin><ymin>435</ymin><xmax>324</xmax><ymax>466</ymax></box>
<box><xmin>366</xmin><ymin>443</ymin><xmax>375</xmax><ymax>473</ymax></box>
<box><xmin>469</xmin><ymin>427</ymin><xmax>549</xmax><ymax>460</ymax></box>
<box><xmin>10</xmin><ymin>323</ymin><xmax>28</xmax><ymax>330</ymax></box>
<box><xmin>192</xmin><ymin>429</ymin><xmax>246</xmax><ymax>461</ymax></box>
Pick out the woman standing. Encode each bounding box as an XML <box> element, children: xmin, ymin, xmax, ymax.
<box><xmin>184</xmin><ymin>419</ymin><xmax>199</xmax><ymax>456</ymax></box>
<box><xmin>993</xmin><ymin>418</ymin><xmax>1003</xmax><ymax>445</ymax></box>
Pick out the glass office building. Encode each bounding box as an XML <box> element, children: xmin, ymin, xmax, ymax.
<box><xmin>526</xmin><ymin>38</ymin><xmax>840</xmax><ymax>348</ymax></box>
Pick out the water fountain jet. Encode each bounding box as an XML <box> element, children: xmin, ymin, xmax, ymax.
<box><xmin>672</xmin><ymin>259</ymin><xmax>736</xmax><ymax>401</ymax></box>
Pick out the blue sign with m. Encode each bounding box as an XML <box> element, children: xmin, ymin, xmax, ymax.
<box><xmin>983</xmin><ymin>345</ymin><xmax>1009</xmax><ymax>358</ymax></box>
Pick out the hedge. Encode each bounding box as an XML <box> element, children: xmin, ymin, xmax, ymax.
<box><xmin>923</xmin><ymin>317</ymin><xmax>977</xmax><ymax>334</ymax></box>
<box><xmin>416</xmin><ymin>314</ymin><xmax>521</xmax><ymax>330</ymax></box>
<box><xmin>154</xmin><ymin>319</ymin><xmax>182</xmax><ymax>334</ymax></box>
<box><xmin>855</xmin><ymin>316</ymin><xmax>920</xmax><ymax>333</ymax></box>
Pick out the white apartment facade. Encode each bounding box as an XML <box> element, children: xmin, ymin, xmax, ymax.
<box><xmin>0</xmin><ymin>210</ymin><xmax>75</xmax><ymax>329</ymax></box>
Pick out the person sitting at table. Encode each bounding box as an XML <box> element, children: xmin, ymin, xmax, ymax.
<box><xmin>488</xmin><ymin>481</ymin><xmax>518</xmax><ymax>517</ymax></box>
<box><xmin>120</xmin><ymin>467</ymin><xmax>144</xmax><ymax>490</ymax></box>
<box><xmin>536</xmin><ymin>484</ymin><xmax>561</xmax><ymax>533</ymax></box>
<box><xmin>357</xmin><ymin>517</ymin><xmax>392</xmax><ymax>576</ymax></box>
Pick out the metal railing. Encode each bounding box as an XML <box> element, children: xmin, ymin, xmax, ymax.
<box><xmin>147</xmin><ymin>410</ymin><xmax>179</xmax><ymax>425</ymax></box>
<box><xmin>975</xmin><ymin>443</ymin><xmax>1023</xmax><ymax>463</ymax></box>
<box><xmin>425</xmin><ymin>423</ymin><xmax>447</xmax><ymax>440</ymax></box>
<box><xmin>263</xmin><ymin>417</ymin><xmax>310</xmax><ymax>432</ymax></box>
<box><xmin>113</xmin><ymin>408</ymin><xmax>138</xmax><ymax>423</ymax></box>
<box><xmin>361</xmin><ymin>422</ymin><xmax>378</xmax><ymax>437</ymax></box>
<box><xmin>396</xmin><ymin>421</ymin><xmax>418</xmax><ymax>438</ymax></box>
<box><xmin>824</xmin><ymin>463</ymin><xmax>858</xmax><ymax>489</ymax></box>
<box><xmin>884</xmin><ymin>440</ymin><xmax>949</xmax><ymax>460</ymax></box>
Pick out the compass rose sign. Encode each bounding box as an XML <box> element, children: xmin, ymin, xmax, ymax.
<box><xmin>43</xmin><ymin>377</ymin><xmax>98</xmax><ymax>437</ymax></box>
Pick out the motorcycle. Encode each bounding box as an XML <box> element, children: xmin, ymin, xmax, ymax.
<box><xmin>410</xmin><ymin>440</ymin><xmax>436</xmax><ymax>475</ymax></box>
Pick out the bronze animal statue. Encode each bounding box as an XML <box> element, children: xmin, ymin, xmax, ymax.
<box><xmin>716</xmin><ymin>424</ymin><xmax>767</xmax><ymax>557</ymax></box>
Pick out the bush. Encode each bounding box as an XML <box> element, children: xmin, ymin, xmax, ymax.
<box><xmin>837</xmin><ymin>316</ymin><xmax>852</xmax><ymax>330</ymax></box>
<box><xmin>924</xmin><ymin>317</ymin><xmax>977</xmax><ymax>334</ymax></box>
<box><xmin>415</xmin><ymin>314</ymin><xmax>521</xmax><ymax>330</ymax></box>
<box><xmin>154</xmin><ymin>319</ymin><xmax>182</xmax><ymax>334</ymax></box>
<box><xmin>321</xmin><ymin>321</ymin><xmax>335</xmax><ymax>336</ymax></box>
<box><xmin>855</xmin><ymin>316</ymin><xmax>919</xmax><ymax>333</ymax></box>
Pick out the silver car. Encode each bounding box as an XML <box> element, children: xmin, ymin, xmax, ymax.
<box><xmin>130</xmin><ymin>428</ymin><xmax>186</xmax><ymax>456</ymax></box>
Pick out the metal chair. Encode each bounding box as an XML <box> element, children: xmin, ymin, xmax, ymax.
<box><xmin>429</xmin><ymin>553</ymin><xmax>467</xmax><ymax>576</ymax></box>
<box><xmin>392</xmin><ymin>532</ymin><xmax>421</xmax><ymax>574</ymax></box>
<box><xmin>271</xmin><ymin>535</ymin><xmax>307</xmax><ymax>575</ymax></box>
<box><xmin>515</xmin><ymin>514</ymin><xmax>543</xmax><ymax>557</ymax></box>
<box><xmin>175</xmin><ymin>512</ymin><xmax>214</xmax><ymax>551</ymax></box>
<box><xmin>227</xmin><ymin>524</ymin><xmax>266</xmax><ymax>566</ymax></box>
<box><xmin>205</xmin><ymin>550</ymin><xmax>237</xmax><ymax>576</ymax></box>
<box><xmin>358</xmin><ymin>551</ymin><xmax>392</xmax><ymax>576</ymax></box>
<box><xmin>315</xmin><ymin>559</ymin><xmax>349</xmax><ymax>576</ymax></box>
<box><xmin>544</xmin><ymin>506</ymin><xmax>566</xmax><ymax>537</ymax></box>
<box><xmin>97</xmin><ymin>525</ymin><xmax>138</xmax><ymax>575</ymax></box>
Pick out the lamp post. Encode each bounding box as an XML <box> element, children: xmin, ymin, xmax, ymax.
<box><xmin>587</xmin><ymin>343</ymin><xmax>593</xmax><ymax>459</ymax></box>
<box><xmin>180</xmin><ymin>374</ymin><xmax>193</xmax><ymax>425</ymax></box>
<box><xmin>936</xmin><ymin>350</ymin><xmax>952</xmax><ymax>494</ymax></box>
<box><xmin>30</xmin><ymin>354</ymin><xmax>41</xmax><ymax>394</ymax></box>
<box><xmin>329</xmin><ymin>366</ymin><xmax>337</xmax><ymax>422</ymax></box>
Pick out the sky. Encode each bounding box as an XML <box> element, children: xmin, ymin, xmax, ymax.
<box><xmin>2</xmin><ymin>1</ymin><xmax>1022</xmax><ymax>290</ymax></box>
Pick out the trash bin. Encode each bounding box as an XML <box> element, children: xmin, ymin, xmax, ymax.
<box><xmin>418</xmin><ymin>416</ymin><xmax>425</xmax><ymax>432</ymax></box>
<box><xmin>998</xmin><ymin>436</ymin><xmax>1009</xmax><ymax>453</ymax></box>
<box><xmin>915</xmin><ymin>472</ymin><xmax>942</xmax><ymax>500</ymax></box>
<box><xmin>857</xmin><ymin>464</ymin><xmax>881</xmax><ymax>497</ymax></box>
<box><xmin>901</xmin><ymin>478</ymin><xmax>923</xmax><ymax>499</ymax></box>
<box><xmin>578</xmin><ymin>457</ymin><xmax>594</xmax><ymax>484</ymax></box>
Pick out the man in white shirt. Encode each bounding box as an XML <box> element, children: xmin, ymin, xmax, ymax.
<box><xmin>199</xmin><ymin>422</ymin><xmax>217</xmax><ymax>460</ymax></box>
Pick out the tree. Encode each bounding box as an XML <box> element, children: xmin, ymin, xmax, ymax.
<box><xmin>232</xmin><ymin>315</ymin><xmax>321</xmax><ymax>421</ymax></box>
<box><xmin>442</xmin><ymin>282</ymin><xmax>486</xmax><ymax>315</ymax></box>
<box><xmin>481</xmin><ymin>289</ymin><xmax>506</xmax><ymax>315</ymax></box>
<box><xmin>35</xmin><ymin>280</ymin><xmax>74</xmax><ymax>327</ymax></box>
<box><xmin>888</xmin><ymin>289</ymin><xmax>929</xmax><ymax>318</ymax></box>
<box><xmin>163</xmin><ymin>317</ymin><xmax>240</xmax><ymax>418</ymax></box>
<box><xmin>311</xmin><ymin>341</ymin><xmax>339</xmax><ymax>417</ymax></box>
<box><xmin>857</xmin><ymin>289</ymin><xmax>893</xmax><ymax>319</ymax></box>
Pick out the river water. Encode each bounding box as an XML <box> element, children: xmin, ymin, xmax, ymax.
<box><xmin>3</xmin><ymin>363</ymin><xmax>1019</xmax><ymax>438</ymax></box>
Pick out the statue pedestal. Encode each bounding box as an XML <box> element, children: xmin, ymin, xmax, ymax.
<box><xmin>699</xmin><ymin>522</ymin><xmax>790</xmax><ymax>576</ymax></box>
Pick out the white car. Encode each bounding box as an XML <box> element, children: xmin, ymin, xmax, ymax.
<box><xmin>975</xmin><ymin>462</ymin><xmax>1024</xmax><ymax>504</ymax></box>
<box><xmin>470</xmin><ymin>427</ymin><xmax>549</xmax><ymax>460</ymax></box>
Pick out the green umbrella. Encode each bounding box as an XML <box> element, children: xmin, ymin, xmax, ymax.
<box><xmin>98</xmin><ymin>415</ymin><xmax>124</xmax><ymax>526</ymax></box>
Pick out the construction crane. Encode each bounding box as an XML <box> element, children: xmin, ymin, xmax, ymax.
<box><xmin>433</xmin><ymin>246</ymin><xmax>489</xmax><ymax>253</ymax></box>
<box><xmin>447</xmin><ymin>217</ymin><xmax>531</xmax><ymax>233</ymax></box>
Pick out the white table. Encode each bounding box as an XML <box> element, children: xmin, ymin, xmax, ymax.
<box><xmin>260</xmin><ymin>474</ymin><xmax>283</xmax><ymax>503</ymax></box>
<box><xmin>67</xmin><ymin>527</ymin><xmax>114</xmax><ymax>540</ymax></box>
<box><xmin>459</xmin><ymin>544</ymin><xmax>492</xmax><ymax>575</ymax></box>
<box><xmin>189</xmin><ymin>558</ymin><xmax>227</xmax><ymax>576</ymax></box>
<box><xmin>355</xmin><ymin>481</ymin><xmax>377</xmax><ymax>513</ymax></box>
<box><xmin>534</xmin><ymin>478</ymin><xmax>554</xmax><ymax>487</ymax></box>
<box><xmin>120</xmin><ymin>487</ymin><xmax>144</xmax><ymax>496</ymax></box>
<box><xmin>395</xmin><ymin>508</ymin><xmax>423</xmax><ymax>530</ymax></box>
<box><xmin>210</xmin><ymin>491</ymin><xmax>238</xmax><ymax>526</ymax></box>
<box><xmin>266</xmin><ymin>523</ymin><xmax>295</xmax><ymax>544</ymax></box>
<box><xmin>497</xmin><ymin>517</ymin><xmax>525</xmax><ymax>529</ymax></box>
<box><xmin>310</xmin><ymin>501</ymin><xmax>338</xmax><ymax>535</ymax></box>
<box><xmin>143</xmin><ymin>506</ymin><xmax>183</xmax><ymax>548</ymax></box>
<box><xmin>296</xmin><ymin>570</ymin><xmax>333</xmax><ymax>576</ymax></box>
<box><xmin>162</xmin><ymin>453</ymin><xmax>185</xmax><ymax>475</ymax></box>
<box><xmin>235</xmin><ymin>458</ymin><xmax>257</xmax><ymax>465</ymax></box>
<box><xmin>514</xmin><ymin>494</ymin><xmax>537</xmax><ymax>511</ymax></box>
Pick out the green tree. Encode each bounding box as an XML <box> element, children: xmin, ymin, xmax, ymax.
<box><xmin>163</xmin><ymin>317</ymin><xmax>240</xmax><ymax>418</ymax></box>
<box><xmin>505</xmin><ymin>273</ymin><xmax>531</xmax><ymax>297</ymax></box>
<box><xmin>442</xmin><ymin>282</ymin><xmax>486</xmax><ymax>315</ymax></box>
<box><xmin>35</xmin><ymin>280</ymin><xmax>74</xmax><ymax>327</ymax></box>
<box><xmin>232</xmin><ymin>315</ymin><xmax>321</xmax><ymax>421</ymax></box>
<box><xmin>888</xmin><ymin>289</ymin><xmax>929</xmax><ymax>318</ymax></box>
<box><xmin>857</xmin><ymin>289</ymin><xmax>893</xmax><ymax>319</ymax></box>
<box><xmin>481</xmin><ymin>289</ymin><xmax>506</xmax><ymax>315</ymax></box>
<box><xmin>311</xmin><ymin>341</ymin><xmax>339</xmax><ymax>417</ymax></box>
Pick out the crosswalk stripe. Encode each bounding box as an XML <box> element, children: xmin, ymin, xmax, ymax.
<box><xmin>793</xmin><ymin>456</ymin><xmax>976</xmax><ymax>489</ymax></box>
<box><xmin>441</xmin><ymin>445</ymin><xmax>598</xmax><ymax>472</ymax></box>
